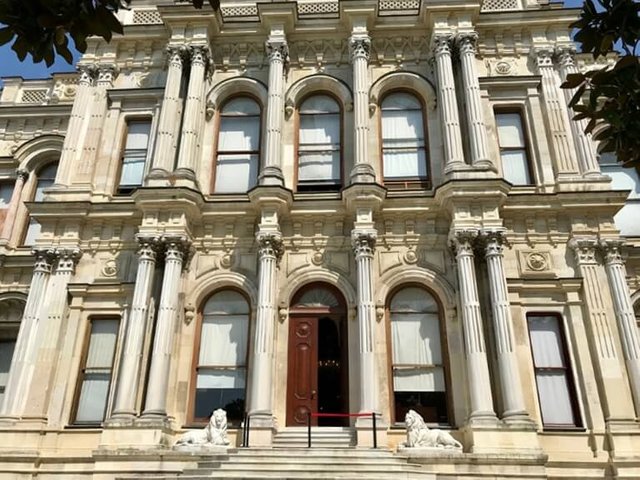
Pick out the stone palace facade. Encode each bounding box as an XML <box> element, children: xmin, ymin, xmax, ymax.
<box><xmin>0</xmin><ymin>0</ymin><xmax>639</xmax><ymax>478</ymax></box>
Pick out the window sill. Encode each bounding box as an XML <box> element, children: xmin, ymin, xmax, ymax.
<box><xmin>539</xmin><ymin>426</ymin><xmax>586</xmax><ymax>433</ymax></box>
<box><xmin>65</xmin><ymin>424</ymin><xmax>104</xmax><ymax>430</ymax></box>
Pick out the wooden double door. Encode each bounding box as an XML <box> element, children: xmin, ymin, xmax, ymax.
<box><xmin>286</xmin><ymin>313</ymin><xmax>349</xmax><ymax>426</ymax></box>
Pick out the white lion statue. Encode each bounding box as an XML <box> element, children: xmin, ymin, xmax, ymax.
<box><xmin>175</xmin><ymin>408</ymin><xmax>230</xmax><ymax>447</ymax></box>
<box><xmin>403</xmin><ymin>409</ymin><xmax>462</xmax><ymax>450</ymax></box>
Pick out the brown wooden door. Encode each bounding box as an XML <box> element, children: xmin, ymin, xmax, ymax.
<box><xmin>286</xmin><ymin>316</ymin><xmax>318</xmax><ymax>426</ymax></box>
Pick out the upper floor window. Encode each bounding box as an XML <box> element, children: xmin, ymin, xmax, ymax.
<box><xmin>381</xmin><ymin>92</ymin><xmax>428</xmax><ymax>188</ymax></box>
<box><xmin>117</xmin><ymin>119</ymin><xmax>151</xmax><ymax>194</ymax></box>
<box><xmin>495</xmin><ymin>111</ymin><xmax>533</xmax><ymax>186</ymax></box>
<box><xmin>24</xmin><ymin>163</ymin><xmax>58</xmax><ymax>246</ymax></box>
<box><xmin>600</xmin><ymin>153</ymin><xmax>640</xmax><ymax>236</ymax></box>
<box><xmin>297</xmin><ymin>94</ymin><xmax>342</xmax><ymax>192</ymax></box>
<box><xmin>0</xmin><ymin>181</ymin><xmax>14</xmax><ymax>232</ymax></box>
<box><xmin>213</xmin><ymin>97</ymin><xmax>261</xmax><ymax>194</ymax></box>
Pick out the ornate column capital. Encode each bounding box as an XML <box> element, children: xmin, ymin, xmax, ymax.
<box><xmin>161</xmin><ymin>235</ymin><xmax>192</xmax><ymax>263</ymax></box>
<box><xmin>479</xmin><ymin>229</ymin><xmax>507</xmax><ymax>257</ymax></box>
<box><xmin>165</xmin><ymin>44</ymin><xmax>189</xmax><ymax>69</ymax></box>
<box><xmin>600</xmin><ymin>239</ymin><xmax>626</xmax><ymax>265</ymax></box>
<box><xmin>456</xmin><ymin>32</ymin><xmax>479</xmax><ymax>55</ymax></box>
<box><xmin>450</xmin><ymin>229</ymin><xmax>479</xmax><ymax>256</ymax></box>
<box><xmin>77</xmin><ymin>64</ymin><xmax>98</xmax><ymax>86</ymax></box>
<box><xmin>432</xmin><ymin>34</ymin><xmax>453</xmax><ymax>57</ymax></box>
<box><xmin>97</xmin><ymin>64</ymin><xmax>118</xmax><ymax>86</ymax></box>
<box><xmin>136</xmin><ymin>234</ymin><xmax>162</xmax><ymax>262</ymax></box>
<box><xmin>555</xmin><ymin>47</ymin><xmax>577</xmax><ymax>69</ymax></box>
<box><xmin>534</xmin><ymin>48</ymin><xmax>555</xmax><ymax>69</ymax></box>
<box><xmin>32</xmin><ymin>248</ymin><xmax>57</xmax><ymax>274</ymax></box>
<box><xmin>55</xmin><ymin>247</ymin><xmax>83</xmax><ymax>273</ymax></box>
<box><xmin>265</xmin><ymin>39</ymin><xmax>289</xmax><ymax>65</ymax></box>
<box><xmin>257</xmin><ymin>232</ymin><xmax>284</xmax><ymax>261</ymax></box>
<box><xmin>351</xmin><ymin>230</ymin><xmax>377</xmax><ymax>258</ymax></box>
<box><xmin>568</xmin><ymin>237</ymin><xmax>599</xmax><ymax>265</ymax></box>
<box><xmin>349</xmin><ymin>36</ymin><xmax>371</xmax><ymax>63</ymax></box>
<box><xmin>188</xmin><ymin>44</ymin><xmax>214</xmax><ymax>75</ymax></box>
<box><xmin>16</xmin><ymin>168</ymin><xmax>29</xmax><ymax>182</ymax></box>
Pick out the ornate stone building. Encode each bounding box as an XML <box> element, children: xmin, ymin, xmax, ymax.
<box><xmin>0</xmin><ymin>0</ymin><xmax>639</xmax><ymax>478</ymax></box>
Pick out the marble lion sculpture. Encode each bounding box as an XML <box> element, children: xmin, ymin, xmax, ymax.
<box><xmin>403</xmin><ymin>409</ymin><xmax>463</xmax><ymax>450</ymax></box>
<box><xmin>175</xmin><ymin>408</ymin><xmax>230</xmax><ymax>446</ymax></box>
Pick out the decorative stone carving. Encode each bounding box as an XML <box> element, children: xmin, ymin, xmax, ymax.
<box><xmin>266</xmin><ymin>40</ymin><xmax>289</xmax><ymax>65</ymax></box>
<box><xmin>352</xmin><ymin>231</ymin><xmax>376</xmax><ymax>258</ymax></box>
<box><xmin>403</xmin><ymin>410</ymin><xmax>463</xmax><ymax>450</ymax></box>
<box><xmin>101</xmin><ymin>258</ymin><xmax>118</xmax><ymax>277</ymax></box>
<box><xmin>526</xmin><ymin>252</ymin><xmax>548</xmax><ymax>271</ymax></box>
<box><xmin>184</xmin><ymin>303</ymin><xmax>195</xmax><ymax>325</ymax></box>
<box><xmin>257</xmin><ymin>232</ymin><xmax>284</xmax><ymax>262</ymax></box>
<box><xmin>403</xmin><ymin>249</ymin><xmax>418</xmax><ymax>264</ymax></box>
<box><xmin>349</xmin><ymin>37</ymin><xmax>371</xmax><ymax>62</ymax></box>
<box><xmin>175</xmin><ymin>408</ymin><xmax>230</xmax><ymax>447</ymax></box>
<box><xmin>77</xmin><ymin>64</ymin><xmax>98</xmax><ymax>86</ymax></box>
<box><xmin>569</xmin><ymin>237</ymin><xmax>598</xmax><ymax>265</ymax></box>
<box><xmin>311</xmin><ymin>251</ymin><xmax>324</xmax><ymax>266</ymax></box>
<box><xmin>278</xmin><ymin>307</ymin><xmax>288</xmax><ymax>323</ymax></box>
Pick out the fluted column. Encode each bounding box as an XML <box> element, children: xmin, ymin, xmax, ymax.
<box><xmin>175</xmin><ymin>45</ymin><xmax>210</xmax><ymax>184</ymax></box>
<box><xmin>601</xmin><ymin>240</ymin><xmax>640</xmax><ymax>415</ymax></box>
<box><xmin>0</xmin><ymin>169</ymin><xmax>29</xmax><ymax>242</ymax></box>
<box><xmin>352</xmin><ymin>230</ymin><xmax>379</xmax><ymax>414</ymax></box>
<box><xmin>433</xmin><ymin>35</ymin><xmax>465</xmax><ymax>173</ymax></box>
<box><xmin>25</xmin><ymin>248</ymin><xmax>82</xmax><ymax>417</ymax></box>
<box><xmin>535</xmin><ymin>49</ymin><xmax>581</xmax><ymax>178</ymax></box>
<box><xmin>57</xmin><ymin>65</ymin><xmax>97</xmax><ymax>186</ymax></box>
<box><xmin>451</xmin><ymin>231</ymin><xmax>497</xmax><ymax>424</ymax></box>
<box><xmin>481</xmin><ymin>230</ymin><xmax>531</xmax><ymax>424</ymax></box>
<box><xmin>260</xmin><ymin>37</ymin><xmax>287</xmax><ymax>186</ymax></box>
<box><xmin>248</xmin><ymin>232</ymin><xmax>283</xmax><ymax>420</ymax></box>
<box><xmin>141</xmin><ymin>236</ymin><xmax>190</xmax><ymax>420</ymax></box>
<box><xmin>556</xmin><ymin>48</ymin><xmax>601</xmax><ymax>177</ymax></box>
<box><xmin>0</xmin><ymin>249</ymin><xmax>56</xmax><ymax>417</ymax></box>
<box><xmin>148</xmin><ymin>46</ymin><xmax>187</xmax><ymax>180</ymax></box>
<box><xmin>349</xmin><ymin>35</ymin><xmax>376</xmax><ymax>183</ymax></box>
<box><xmin>110</xmin><ymin>235</ymin><xmax>160</xmax><ymax>421</ymax></box>
<box><xmin>456</xmin><ymin>33</ymin><xmax>494</xmax><ymax>171</ymax></box>
<box><xmin>569</xmin><ymin>238</ymin><xmax>636</xmax><ymax>421</ymax></box>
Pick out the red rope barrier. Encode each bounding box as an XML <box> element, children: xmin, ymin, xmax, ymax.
<box><xmin>310</xmin><ymin>412</ymin><xmax>375</xmax><ymax>418</ymax></box>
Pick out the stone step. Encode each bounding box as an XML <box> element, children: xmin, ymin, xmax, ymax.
<box><xmin>175</xmin><ymin>469</ymin><xmax>429</xmax><ymax>479</ymax></box>
<box><xmin>190</xmin><ymin>462</ymin><xmax>412</xmax><ymax>472</ymax></box>
<box><xmin>227</xmin><ymin>448</ymin><xmax>396</xmax><ymax>458</ymax></box>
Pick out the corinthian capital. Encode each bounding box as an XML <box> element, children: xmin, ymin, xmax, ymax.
<box><xmin>351</xmin><ymin>230</ymin><xmax>377</xmax><ymax>258</ymax></box>
<box><xmin>55</xmin><ymin>248</ymin><xmax>83</xmax><ymax>273</ymax></box>
<box><xmin>600</xmin><ymin>239</ymin><xmax>626</xmax><ymax>265</ymax></box>
<box><xmin>136</xmin><ymin>234</ymin><xmax>162</xmax><ymax>262</ymax></box>
<box><xmin>266</xmin><ymin>39</ymin><xmax>289</xmax><ymax>65</ymax></box>
<box><xmin>479</xmin><ymin>229</ymin><xmax>507</xmax><ymax>258</ymax></box>
<box><xmin>97</xmin><ymin>64</ymin><xmax>118</xmax><ymax>86</ymax></box>
<box><xmin>450</xmin><ymin>229</ymin><xmax>478</xmax><ymax>257</ymax></box>
<box><xmin>349</xmin><ymin>36</ymin><xmax>371</xmax><ymax>62</ymax></box>
<box><xmin>161</xmin><ymin>235</ymin><xmax>192</xmax><ymax>264</ymax></box>
<box><xmin>555</xmin><ymin>47</ymin><xmax>577</xmax><ymax>70</ymax></box>
<box><xmin>16</xmin><ymin>168</ymin><xmax>29</xmax><ymax>182</ymax></box>
<box><xmin>32</xmin><ymin>248</ymin><xmax>57</xmax><ymax>274</ymax></box>
<box><xmin>432</xmin><ymin>34</ymin><xmax>453</xmax><ymax>57</ymax></box>
<box><xmin>77</xmin><ymin>64</ymin><xmax>98</xmax><ymax>86</ymax></box>
<box><xmin>568</xmin><ymin>237</ymin><xmax>599</xmax><ymax>265</ymax></box>
<box><xmin>456</xmin><ymin>32</ymin><xmax>478</xmax><ymax>55</ymax></box>
<box><xmin>257</xmin><ymin>232</ymin><xmax>284</xmax><ymax>260</ymax></box>
<box><xmin>166</xmin><ymin>44</ymin><xmax>189</xmax><ymax>69</ymax></box>
<box><xmin>534</xmin><ymin>48</ymin><xmax>554</xmax><ymax>69</ymax></box>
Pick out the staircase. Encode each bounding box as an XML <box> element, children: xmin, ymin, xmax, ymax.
<box><xmin>273</xmin><ymin>427</ymin><xmax>355</xmax><ymax>448</ymax></box>
<box><xmin>159</xmin><ymin>447</ymin><xmax>432</xmax><ymax>479</ymax></box>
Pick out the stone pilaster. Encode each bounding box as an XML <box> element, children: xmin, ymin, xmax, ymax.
<box><xmin>175</xmin><ymin>45</ymin><xmax>211</xmax><ymax>187</ymax></box>
<box><xmin>0</xmin><ymin>248</ymin><xmax>56</xmax><ymax>419</ymax></box>
<box><xmin>601</xmin><ymin>240</ymin><xmax>640</xmax><ymax>416</ymax></box>
<box><xmin>141</xmin><ymin>235</ymin><xmax>191</xmax><ymax>422</ymax></box>
<box><xmin>349</xmin><ymin>34</ymin><xmax>376</xmax><ymax>183</ymax></box>
<box><xmin>432</xmin><ymin>35</ymin><xmax>465</xmax><ymax>173</ymax></box>
<box><xmin>451</xmin><ymin>231</ymin><xmax>497</xmax><ymax>425</ymax></box>
<box><xmin>148</xmin><ymin>45</ymin><xmax>188</xmax><ymax>182</ymax></box>
<box><xmin>260</xmin><ymin>35</ymin><xmax>288</xmax><ymax>186</ymax></box>
<box><xmin>555</xmin><ymin>47</ymin><xmax>601</xmax><ymax>177</ymax></box>
<box><xmin>456</xmin><ymin>33</ymin><xmax>494</xmax><ymax>171</ymax></box>
<box><xmin>109</xmin><ymin>235</ymin><xmax>161</xmax><ymax>423</ymax></box>
<box><xmin>535</xmin><ymin>49</ymin><xmax>581</xmax><ymax>179</ymax></box>
<box><xmin>0</xmin><ymin>169</ymin><xmax>29</xmax><ymax>242</ymax></box>
<box><xmin>480</xmin><ymin>230</ymin><xmax>532</xmax><ymax>425</ymax></box>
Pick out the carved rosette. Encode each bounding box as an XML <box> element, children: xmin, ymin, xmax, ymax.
<box><xmin>351</xmin><ymin>231</ymin><xmax>377</xmax><ymax>259</ymax></box>
<box><xmin>432</xmin><ymin>35</ymin><xmax>453</xmax><ymax>57</ymax></box>
<box><xmin>266</xmin><ymin>40</ymin><xmax>289</xmax><ymax>65</ymax></box>
<box><xmin>601</xmin><ymin>239</ymin><xmax>625</xmax><ymax>266</ymax></box>
<box><xmin>31</xmin><ymin>248</ymin><xmax>57</xmax><ymax>274</ymax></box>
<box><xmin>77</xmin><ymin>64</ymin><xmax>98</xmax><ymax>86</ymax></box>
<box><xmin>456</xmin><ymin>32</ymin><xmax>478</xmax><ymax>56</ymax></box>
<box><xmin>535</xmin><ymin>49</ymin><xmax>554</xmax><ymax>70</ymax></box>
<box><xmin>56</xmin><ymin>248</ymin><xmax>83</xmax><ymax>273</ymax></box>
<box><xmin>349</xmin><ymin>36</ymin><xmax>371</xmax><ymax>63</ymax></box>
<box><xmin>257</xmin><ymin>232</ymin><xmax>284</xmax><ymax>261</ymax></box>
<box><xmin>569</xmin><ymin>238</ymin><xmax>599</xmax><ymax>265</ymax></box>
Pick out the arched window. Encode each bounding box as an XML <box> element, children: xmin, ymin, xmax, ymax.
<box><xmin>297</xmin><ymin>94</ymin><xmax>341</xmax><ymax>192</ymax></box>
<box><xmin>380</xmin><ymin>92</ymin><xmax>428</xmax><ymax>187</ymax></box>
<box><xmin>213</xmin><ymin>97</ymin><xmax>261</xmax><ymax>194</ymax></box>
<box><xmin>24</xmin><ymin>162</ymin><xmax>58</xmax><ymax>246</ymax></box>
<box><xmin>388</xmin><ymin>286</ymin><xmax>448</xmax><ymax>424</ymax></box>
<box><xmin>192</xmin><ymin>290</ymin><xmax>250</xmax><ymax>424</ymax></box>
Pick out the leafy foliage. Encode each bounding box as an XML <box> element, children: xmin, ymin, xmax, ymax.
<box><xmin>561</xmin><ymin>0</ymin><xmax>640</xmax><ymax>167</ymax></box>
<box><xmin>0</xmin><ymin>0</ymin><xmax>220</xmax><ymax>67</ymax></box>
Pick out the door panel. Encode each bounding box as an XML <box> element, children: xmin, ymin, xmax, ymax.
<box><xmin>287</xmin><ymin>317</ymin><xmax>318</xmax><ymax>426</ymax></box>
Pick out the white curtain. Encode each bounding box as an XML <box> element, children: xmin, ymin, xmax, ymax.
<box><xmin>0</xmin><ymin>341</ymin><xmax>16</xmax><ymax>406</ymax></box>
<box><xmin>295</xmin><ymin>288</ymin><xmax>339</xmax><ymax>308</ymax></box>
<box><xmin>393</xmin><ymin>367</ymin><xmax>445</xmax><ymax>392</ymax></box>
<box><xmin>197</xmin><ymin>369</ymin><xmax>246</xmax><ymax>389</ymax></box>
<box><xmin>214</xmin><ymin>154</ymin><xmax>259</xmax><ymax>193</ymax></box>
<box><xmin>536</xmin><ymin>371</ymin><xmax>575</xmax><ymax>425</ymax></box>
<box><xmin>298</xmin><ymin>113</ymin><xmax>340</xmax><ymax>183</ymax></box>
<box><xmin>75</xmin><ymin>373</ymin><xmax>111</xmax><ymax>423</ymax></box>
<box><xmin>199</xmin><ymin>314</ymin><xmax>248</xmax><ymax>366</ymax></box>
<box><xmin>529</xmin><ymin>316</ymin><xmax>565</xmax><ymax>368</ymax></box>
<box><xmin>496</xmin><ymin>113</ymin><xmax>531</xmax><ymax>185</ymax></box>
<box><xmin>203</xmin><ymin>290</ymin><xmax>250</xmax><ymax>315</ymax></box>
<box><xmin>501</xmin><ymin>150</ymin><xmax>530</xmax><ymax>186</ymax></box>
<box><xmin>85</xmin><ymin>319</ymin><xmax>119</xmax><ymax>369</ymax></box>
<box><xmin>390</xmin><ymin>287</ymin><xmax>437</xmax><ymax>312</ymax></box>
<box><xmin>119</xmin><ymin>121</ymin><xmax>151</xmax><ymax>187</ymax></box>
<box><xmin>496</xmin><ymin>113</ymin><xmax>525</xmax><ymax>148</ymax></box>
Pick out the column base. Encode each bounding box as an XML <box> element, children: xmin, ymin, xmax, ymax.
<box><xmin>104</xmin><ymin>413</ymin><xmax>137</xmax><ymax>428</ymax></box>
<box><xmin>467</xmin><ymin>410</ymin><xmax>500</xmax><ymax>427</ymax></box>
<box><xmin>349</xmin><ymin>163</ymin><xmax>376</xmax><ymax>184</ymax></box>
<box><xmin>355</xmin><ymin>414</ymin><xmax>387</xmax><ymax>448</ymax></box>
<box><xmin>246</xmin><ymin>412</ymin><xmax>276</xmax><ymax>447</ymax></box>
<box><xmin>473</xmin><ymin>159</ymin><xmax>498</xmax><ymax>173</ymax></box>
<box><xmin>605</xmin><ymin>419</ymin><xmax>640</xmax><ymax>459</ymax></box>
<box><xmin>146</xmin><ymin>168</ymin><xmax>172</xmax><ymax>187</ymax></box>
<box><xmin>98</xmin><ymin>421</ymin><xmax>175</xmax><ymax>450</ymax></box>
<box><xmin>502</xmin><ymin>410</ymin><xmax>537</xmax><ymax>429</ymax></box>
<box><xmin>462</xmin><ymin>422</ymin><xmax>542</xmax><ymax>455</ymax></box>
<box><xmin>258</xmin><ymin>166</ymin><xmax>285</xmax><ymax>187</ymax></box>
<box><xmin>172</xmin><ymin>168</ymin><xmax>200</xmax><ymax>190</ymax></box>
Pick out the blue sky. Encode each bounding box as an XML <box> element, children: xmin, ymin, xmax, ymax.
<box><xmin>0</xmin><ymin>0</ymin><xmax>585</xmax><ymax>82</ymax></box>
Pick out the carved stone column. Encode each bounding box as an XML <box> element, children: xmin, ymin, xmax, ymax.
<box><xmin>175</xmin><ymin>45</ymin><xmax>211</xmax><ymax>185</ymax></box>
<box><xmin>451</xmin><ymin>231</ymin><xmax>497</xmax><ymax>424</ymax></box>
<box><xmin>260</xmin><ymin>36</ymin><xmax>287</xmax><ymax>186</ymax></box>
<box><xmin>433</xmin><ymin>35</ymin><xmax>465</xmax><ymax>173</ymax></box>
<box><xmin>110</xmin><ymin>235</ymin><xmax>161</xmax><ymax>422</ymax></box>
<box><xmin>535</xmin><ymin>49</ymin><xmax>581</xmax><ymax>178</ymax></box>
<box><xmin>601</xmin><ymin>240</ymin><xmax>640</xmax><ymax>414</ymax></box>
<box><xmin>349</xmin><ymin>35</ymin><xmax>376</xmax><ymax>183</ymax></box>
<box><xmin>0</xmin><ymin>249</ymin><xmax>56</xmax><ymax>417</ymax></box>
<box><xmin>352</xmin><ymin>230</ymin><xmax>379</xmax><ymax>415</ymax></box>
<box><xmin>456</xmin><ymin>33</ymin><xmax>494</xmax><ymax>171</ymax></box>
<box><xmin>141</xmin><ymin>236</ymin><xmax>190</xmax><ymax>421</ymax></box>
<box><xmin>247</xmin><ymin>232</ymin><xmax>283</xmax><ymax>424</ymax></box>
<box><xmin>0</xmin><ymin>169</ymin><xmax>29</xmax><ymax>242</ymax></box>
<box><xmin>25</xmin><ymin>248</ymin><xmax>82</xmax><ymax>417</ymax></box>
<box><xmin>57</xmin><ymin>64</ymin><xmax>97</xmax><ymax>186</ymax></box>
<box><xmin>481</xmin><ymin>230</ymin><xmax>531</xmax><ymax>424</ymax></box>
<box><xmin>569</xmin><ymin>238</ymin><xmax>637</xmax><ymax>421</ymax></box>
<box><xmin>556</xmin><ymin>48</ymin><xmax>601</xmax><ymax>177</ymax></box>
<box><xmin>148</xmin><ymin>45</ymin><xmax>188</xmax><ymax>181</ymax></box>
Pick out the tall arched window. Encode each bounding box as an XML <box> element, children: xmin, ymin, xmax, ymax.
<box><xmin>213</xmin><ymin>97</ymin><xmax>261</xmax><ymax>194</ymax></box>
<box><xmin>380</xmin><ymin>92</ymin><xmax>428</xmax><ymax>187</ymax></box>
<box><xmin>388</xmin><ymin>286</ymin><xmax>449</xmax><ymax>424</ymax></box>
<box><xmin>24</xmin><ymin>162</ymin><xmax>58</xmax><ymax>246</ymax></box>
<box><xmin>297</xmin><ymin>94</ymin><xmax>341</xmax><ymax>192</ymax></box>
<box><xmin>192</xmin><ymin>290</ymin><xmax>250</xmax><ymax>424</ymax></box>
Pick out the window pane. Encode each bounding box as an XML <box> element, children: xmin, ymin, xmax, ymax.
<box><xmin>300</xmin><ymin>114</ymin><xmax>340</xmax><ymax>147</ymax></box>
<box><xmin>119</xmin><ymin>155</ymin><xmax>146</xmax><ymax>187</ymax></box>
<box><xmin>536</xmin><ymin>371</ymin><xmax>576</xmax><ymax>425</ymax></box>
<box><xmin>395</xmin><ymin>391</ymin><xmax>447</xmax><ymax>424</ymax></box>
<box><xmin>222</xmin><ymin>97</ymin><xmax>260</xmax><ymax>116</ymax></box>
<box><xmin>195</xmin><ymin>369</ymin><xmax>246</xmax><ymax>421</ymax></box>
<box><xmin>382</xmin><ymin>109</ymin><xmax>424</xmax><ymax>144</ymax></box>
<box><xmin>390</xmin><ymin>287</ymin><xmax>437</xmax><ymax>312</ymax></box>
<box><xmin>75</xmin><ymin>372</ymin><xmax>110</xmax><ymax>423</ymax></box>
<box><xmin>85</xmin><ymin>319</ymin><xmax>119</xmax><ymax>369</ymax></box>
<box><xmin>214</xmin><ymin>154</ymin><xmax>259</xmax><ymax>193</ymax></box>
<box><xmin>294</xmin><ymin>288</ymin><xmax>340</xmax><ymax>309</ymax></box>
<box><xmin>381</xmin><ymin>92</ymin><xmax>422</xmax><ymax>111</ymax></box>
<box><xmin>383</xmin><ymin>149</ymin><xmax>427</xmax><ymax>178</ymax></box>
<box><xmin>502</xmin><ymin>150</ymin><xmax>531</xmax><ymax>185</ymax></box>
<box><xmin>38</xmin><ymin>163</ymin><xmax>58</xmax><ymax>182</ymax></box>
<box><xmin>218</xmin><ymin>116</ymin><xmax>260</xmax><ymax>152</ymax></box>
<box><xmin>529</xmin><ymin>315</ymin><xmax>565</xmax><ymax>368</ymax></box>
<box><xmin>0</xmin><ymin>182</ymin><xmax>13</xmax><ymax>207</ymax></box>
<box><xmin>199</xmin><ymin>314</ymin><xmax>248</xmax><ymax>366</ymax></box>
<box><xmin>393</xmin><ymin>367</ymin><xmax>445</xmax><ymax>392</ymax></box>
<box><xmin>125</xmin><ymin>121</ymin><xmax>151</xmax><ymax>150</ymax></box>
<box><xmin>496</xmin><ymin>113</ymin><xmax>525</xmax><ymax>148</ymax></box>
<box><xmin>23</xmin><ymin>218</ymin><xmax>41</xmax><ymax>246</ymax></box>
<box><xmin>298</xmin><ymin>152</ymin><xmax>340</xmax><ymax>182</ymax></box>
<box><xmin>0</xmin><ymin>341</ymin><xmax>16</xmax><ymax>406</ymax></box>
<box><xmin>204</xmin><ymin>291</ymin><xmax>250</xmax><ymax>315</ymax></box>
<box><xmin>300</xmin><ymin>95</ymin><xmax>339</xmax><ymax>114</ymax></box>
<box><xmin>391</xmin><ymin>313</ymin><xmax>442</xmax><ymax>364</ymax></box>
